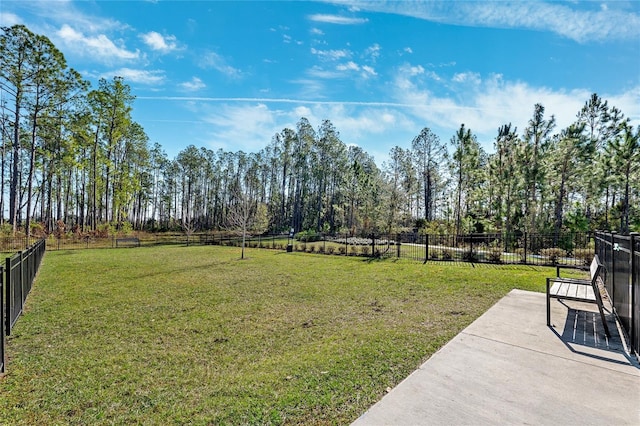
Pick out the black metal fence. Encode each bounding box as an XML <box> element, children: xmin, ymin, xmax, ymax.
<box><xmin>270</xmin><ymin>232</ymin><xmax>592</xmax><ymax>267</ymax></box>
<box><xmin>1</xmin><ymin>238</ymin><xmax>46</xmax><ymax>373</ymax></box>
<box><xmin>1</xmin><ymin>263</ymin><xmax>4</xmax><ymax>374</ymax></box>
<box><xmin>38</xmin><ymin>231</ymin><xmax>594</xmax><ymax>267</ymax></box>
<box><xmin>595</xmin><ymin>232</ymin><xmax>639</xmax><ymax>357</ymax></box>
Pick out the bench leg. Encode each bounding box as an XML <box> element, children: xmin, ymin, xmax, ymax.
<box><xmin>593</xmin><ymin>295</ymin><xmax>611</xmax><ymax>337</ymax></box>
<box><xmin>546</xmin><ymin>279</ymin><xmax>551</xmax><ymax>327</ymax></box>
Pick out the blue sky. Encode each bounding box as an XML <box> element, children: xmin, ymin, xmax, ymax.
<box><xmin>2</xmin><ymin>0</ymin><xmax>639</xmax><ymax>163</ymax></box>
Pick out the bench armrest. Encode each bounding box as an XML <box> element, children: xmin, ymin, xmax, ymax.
<box><xmin>548</xmin><ymin>277</ymin><xmax>591</xmax><ymax>286</ymax></box>
<box><xmin>555</xmin><ymin>264</ymin><xmax>588</xmax><ymax>278</ymax></box>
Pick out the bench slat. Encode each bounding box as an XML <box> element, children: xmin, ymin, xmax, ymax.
<box><xmin>585</xmin><ymin>286</ymin><xmax>596</xmax><ymax>301</ymax></box>
<box><xmin>549</xmin><ymin>281</ymin><xmax>596</xmax><ymax>302</ymax></box>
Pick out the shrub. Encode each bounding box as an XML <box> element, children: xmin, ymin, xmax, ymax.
<box><xmin>485</xmin><ymin>240</ymin><xmax>502</xmax><ymax>263</ymax></box>
<box><xmin>487</xmin><ymin>247</ymin><xmax>502</xmax><ymax>263</ymax></box>
<box><xmin>361</xmin><ymin>246</ymin><xmax>371</xmax><ymax>256</ymax></box>
<box><xmin>338</xmin><ymin>246</ymin><xmax>346</xmax><ymax>255</ymax></box>
<box><xmin>30</xmin><ymin>222</ymin><xmax>47</xmax><ymax>238</ymax></box>
<box><xmin>441</xmin><ymin>248</ymin><xmax>452</xmax><ymax>260</ymax></box>
<box><xmin>295</xmin><ymin>230</ymin><xmax>321</xmax><ymax>242</ymax></box>
<box><xmin>326</xmin><ymin>246</ymin><xmax>335</xmax><ymax>255</ymax></box>
<box><xmin>430</xmin><ymin>251</ymin><xmax>439</xmax><ymax>260</ymax></box>
<box><xmin>541</xmin><ymin>247</ymin><xmax>567</xmax><ymax>264</ymax></box>
<box><xmin>573</xmin><ymin>248</ymin><xmax>594</xmax><ymax>265</ymax></box>
<box><xmin>463</xmin><ymin>249</ymin><xmax>478</xmax><ymax>262</ymax></box>
<box><xmin>515</xmin><ymin>248</ymin><xmax>526</xmax><ymax>263</ymax></box>
<box><xmin>318</xmin><ymin>245</ymin><xmax>325</xmax><ymax>254</ymax></box>
<box><xmin>0</xmin><ymin>222</ymin><xmax>13</xmax><ymax>236</ymax></box>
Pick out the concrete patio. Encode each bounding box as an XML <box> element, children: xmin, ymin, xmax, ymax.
<box><xmin>352</xmin><ymin>289</ymin><xmax>640</xmax><ymax>425</ymax></box>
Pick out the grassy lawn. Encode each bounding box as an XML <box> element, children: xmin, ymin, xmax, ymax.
<box><xmin>0</xmin><ymin>245</ymin><xmax>563</xmax><ymax>425</ymax></box>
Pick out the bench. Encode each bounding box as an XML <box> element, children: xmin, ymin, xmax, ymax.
<box><xmin>116</xmin><ymin>237</ymin><xmax>140</xmax><ymax>248</ymax></box>
<box><xmin>546</xmin><ymin>255</ymin><xmax>610</xmax><ymax>337</ymax></box>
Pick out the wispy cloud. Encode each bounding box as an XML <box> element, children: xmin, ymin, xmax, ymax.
<box><xmin>0</xmin><ymin>12</ymin><xmax>22</xmax><ymax>26</ymax></box>
<box><xmin>389</xmin><ymin>63</ymin><xmax>640</xmax><ymax>146</ymax></box>
<box><xmin>364</xmin><ymin>43</ymin><xmax>381</xmax><ymax>61</ymax></box>
<box><xmin>140</xmin><ymin>31</ymin><xmax>179</xmax><ymax>53</ymax></box>
<box><xmin>336</xmin><ymin>61</ymin><xmax>377</xmax><ymax>79</ymax></box>
<box><xmin>104</xmin><ymin>68</ymin><xmax>165</xmax><ymax>84</ymax></box>
<box><xmin>329</xmin><ymin>0</ymin><xmax>640</xmax><ymax>42</ymax></box>
<box><xmin>308</xmin><ymin>14</ymin><xmax>368</xmax><ymax>25</ymax></box>
<box><xmin>179</xmin><ymin>77</ymin><xmax>206</xmax><ymax>92</ymax></box>
<box><xmin>198</xmin><ymin>51</ymin><xmax>241</xmax><ymax>78</ymax></box>
<box><xmin>202</xmin><ymin>103</ymin><xmax>280</xmax><ymax>152</ymax></box>
<box><xmin>56</xmin><ymin>24</ymin><xmax>139</xmax><ymax>62</ymax></box>
<box><xmin>310</xmin><ymin>47</ymin><xmax>351</xmax><ymax>60</ymax></box>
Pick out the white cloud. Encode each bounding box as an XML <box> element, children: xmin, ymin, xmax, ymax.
<box><xmin>179</xmin><ymin>77</ymin><xmax>206</xmax><ymax>92</ymax></box>
<box><xmin>310</xmin><ymin>27</ymin><xmax>325</xmax><ymax>35</ymax></box>
<box><xmin>365</xmin><ymin>43</ymin><xmax>381</xmax><ymax>61</ymax></box>
<box><xmin>606</xmin><ymin>86</ymin><xmax>640</xmax><ymax>128</ymax></box>
<box><xmin>403</xmin><ymin>47</ymin><xmax>413</xmax><ymax>54</ymax></box>
<box><xmin>306</xmin><ymin>66</ymin><xmax>343</xmax><ymax>80</ymax></box>
<box><xmin>452</xmin><ymin>72</ymin><xmax>481</xmax><ymax>85</ymax></box>
<box><xmin>203</xmin><ymin>103</ymin><xmax>280</xmax><ymax>152</ymax></box>
<box><xmin>389</xmin><ymin>64</ymin><xmax>640</xmax><ymax>150</ymax></box>
<box><xmin>337</xmin><ymin>61</ymin><xmax>360</xmax><ymax>72</ymax></box>
<box><xmin>56</xmin><ymin>24</ymin><xmax>139</xmax><ymax>62</ymax></box>
<box><xmin>332</xmin><ymin>0</ymin><xmax>640</xmax><ymax>42</ymax></box>
<box><xmin>0</xmin><ymin>12</ymin><xmax>22</xmax><ymax>26</ymax></box>
<box><xmin>105</xmin><ymin>68</ymin><xmax>165</xmax><ymax>84</ymax></box>
<box><xmin>361</xmin><ymin>65</ymin><xmax>377</xmax><ymax>77</ymax></box>
<box><xmin>140</xmin><ymin>31</ymin><xmax>179</xmax><ymax>53</ymax></box>
<box><xmin>311</xmin><ymin>48</ymin><xmax>351</xmax><ymax>60</ymax></box>
<box><xmin>308</xmin><ymin>14</ymin><xmax>368</xmax><ymax>25</ymax></box>
<box><xmin>198</xmin><ymin>51</ymin><xmax>241</xmax><ymax>78</ymax></box>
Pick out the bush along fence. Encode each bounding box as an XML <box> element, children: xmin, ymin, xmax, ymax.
<box><xmin>1</xmin><ymin>238</ymin><xmax>46</xmax><ymax>373</ymax></box>
<box><xmin>36</xmin><ymin>231</ymin><xmax>593</xmax><ymax>267</ymax></box>
<box><xmin>595</xmin><ymin>232</ymin><xmax>639</xmax><ymax>357</ymax></box>
<box><xmin>250</xmin><ymin>231</ymin><xmax>592</xmax><ymax>267</ymax></box>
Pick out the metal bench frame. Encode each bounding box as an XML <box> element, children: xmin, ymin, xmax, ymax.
<box><xmin>546</xmin><ymin>255</ymin><xmax>610</xmax><ymax>337</ymax></box>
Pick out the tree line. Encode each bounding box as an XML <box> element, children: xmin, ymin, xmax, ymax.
<box><xmin>1</xmin><ymin>25</ymin><xmax>638</xmax><ymax>239</ymax></box>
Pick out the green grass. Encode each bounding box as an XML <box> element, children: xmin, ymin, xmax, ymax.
<box><xmin>0</xmin><ymin>245</ymin><xmax>564</xmax><ymax>425</ymax></box>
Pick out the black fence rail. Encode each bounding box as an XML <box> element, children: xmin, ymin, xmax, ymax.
<box><xmin>279</xmin><ymin>232</ymin><xmax>592</xmax><ymax>267</ymax></box>
<box><xmin>2</xmin><ymin>239</ymin><xmax>46</xmax><ymax>373</ymax></box>
<box><xmin>595</xmin><ymin>232</ymin><xmax>639</xmax><ymax>357</ymax></box>
<box><xmin>5</xmin><ymin>238</ymin><xmax>46</xmax><ymax>335</ymax></box>
<box><xmin>43</xmin><ymin>232</ymin><xmax>593</xmax><ymax>267</ymax></box>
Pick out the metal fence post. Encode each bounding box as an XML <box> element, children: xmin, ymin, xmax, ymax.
<box><xmin>424</xmin><ymin>234</ymin><xmax>429</xmax><ymax>264</ymax></box>
<box><xmin>4</xmin><ymin>256</ymin><xmax>10</xmax><ymax>336</ymax></box>
<box><xmin>610</xmin><ymin>232</ymin><xmax>616</xmax><ymax>305</ymax></box>
<box><xmin>344</xmin><ymin>234</ymin><xmax>348</xmax><ymax>256</ymax></box>
<box><xmin>523</xmin><ymin>232</ymin><xmax>528</xmax><ymax>264</ymax></box>
<box><xmin>371</xmin><ymin>234</ymin><xmax>375</xmax><ymax>258</ymax></box>
<box><xmin>630</xmin><ymin>232</ymin><xmax>638</xmax><ymax>356</ymax></box>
